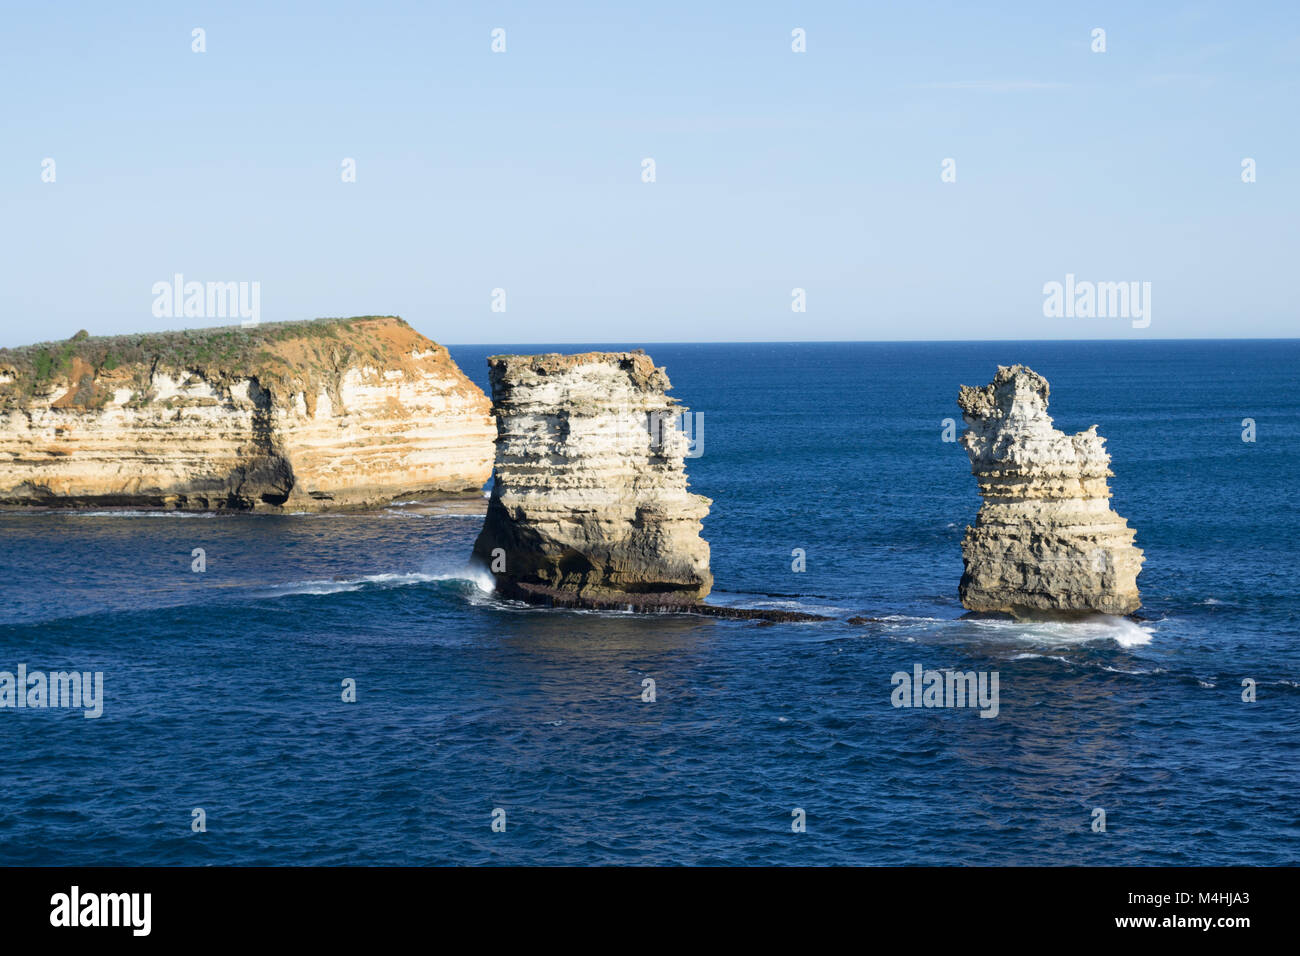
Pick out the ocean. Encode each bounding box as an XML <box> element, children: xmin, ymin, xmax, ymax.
<box><xmin>1</xmin><ymin>340</ymin><xmax>1297</xmax><ymax>865</ymax></box>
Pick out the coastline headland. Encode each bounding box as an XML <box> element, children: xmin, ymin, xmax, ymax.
<box><xmin>0</xmin><ymin>317</ymin><xmax>495</xmax><ymax>511</ymax></box>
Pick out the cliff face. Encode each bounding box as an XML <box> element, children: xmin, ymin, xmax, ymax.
<box><xmin>957</xmin><ymin>365</ymin><xmax>1143</xmax><ymax>616</ymax></box>
<box><xmin>471</xmin><ymin>350</ymin><xmax>713</xmax><ymax>604</ymax></box>
<box><xmin>0</xmin><ymin>316</ymin><xmax>494</xmax><ymax>510</ymax></box>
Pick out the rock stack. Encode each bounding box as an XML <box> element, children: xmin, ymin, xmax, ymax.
<box><xmin>957</xmin><ymin>365</ymin><xmax>1143</xmax><ymax>616</ymax></box>
<box><xmin>471</xmin><ymin>350</ymin><xmax>714</xmax><ymax>608</ymax></box>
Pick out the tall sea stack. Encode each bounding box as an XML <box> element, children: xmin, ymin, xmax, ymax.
<box><xmin>957</xmin><ymin>365</ymin><xmax>1143</xmax><ymax>616</ymax></box>
<box><xmin>471</xmin><ymin>350</ymin><xmax>712</xmax><ymax>607</ymax></box>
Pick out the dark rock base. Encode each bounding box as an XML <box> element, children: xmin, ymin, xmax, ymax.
<box><xmin>505</xmin><ymin>581</ymin><xmax>831</xmax><ymax>622</ymax></box>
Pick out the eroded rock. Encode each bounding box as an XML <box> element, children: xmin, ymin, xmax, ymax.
<box><xmin>471</xmin><ymin>350</ymin><xmax>713</xmax><ymax>603</ymax></box>
<box><xmin>957</xmin><ymin>365</ymin><xmax>1143</xmax><ymax>616</ymax></box>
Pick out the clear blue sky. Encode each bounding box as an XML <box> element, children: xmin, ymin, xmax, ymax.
<box><xmin>2</xmin><ymin>0</ymin><xmax>1296</xmax><ymax>345</ymax></box>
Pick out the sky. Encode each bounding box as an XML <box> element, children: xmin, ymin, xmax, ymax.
<box><xmin>1</xmin><ymin>0</ymin><xmax>1296</xmax><ymax>346</ymax></box>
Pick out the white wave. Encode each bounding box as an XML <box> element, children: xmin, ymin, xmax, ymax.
<box><xmin>273</xmin><ymin>582</ymin><xmax>364</xmax><ymax>596</ymax></box>
<box><xmin>382</xmin><ymin>502</ymin><xmax>488</xmax><ymax>519</ymax></box>
<box><xmin>383</xmin><ymin>511</ymin><xmax>483</xmax><ymax>519</ymax></box>
<box><xmin>1010</xmin><ymin>651</ymin><xmax>1077</xmax><ymax>664</ymax></box>
<box><xmin>266</xmin><ymin>572</ymin><xmax>431</xmax><ymax>596</ymax></box>
<box><xmin>753</xmin><ymin>601</ymin><xmax>850</xmax><ymax>616</ymax></box>
<box><xmin>1097</xmin><ymin>663</ymin><xmax>1162</xmax><ymax>675</ymax></box>
<box><xmin>433</xmin><ymin>563</ymin><xmax>496</xmax><ymax>593</ymax></box>
<box><xmin>357</xmin><ymin>573</ymin><xmax>439</xmax><ymax>585</ymax></box>
<box><xmin>266</xmin><ymin>568</ymin><xmax>495</xmax><ymax>598</ymax></box>
<box><xmin>968</xmin><ymin>614</ymin><xmax>1154</xmax><ymax>648</ymax></box>
<box><xmin>69</xmin><ymin>510</ymin><xmax>215</xmax><ymax>518</ymax></box>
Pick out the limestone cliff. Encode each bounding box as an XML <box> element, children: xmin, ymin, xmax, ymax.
<box><xmin>0</xmin><ymin>316</ymin><xmax>494</xmax><ymax>510</ymax></box>
<box><xmin>957</xmin><ymin>365</ymin><xmax>1143</xmax><ymax>616</ymax></box>
<box><xmin>471</xmin><ymin>350</ymin><xmax>713</xmax><ymax>605</ymax></box>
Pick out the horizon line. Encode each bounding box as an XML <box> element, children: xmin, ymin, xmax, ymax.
<box><xmin>438</xmin><ymin>336</ymin><xmax>1300</xmax><ymax>346</ymax></box>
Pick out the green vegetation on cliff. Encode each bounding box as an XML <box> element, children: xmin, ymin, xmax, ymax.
<box><xmin>0</xmin><ymin>316</ymin><xmax>431</xmax><ymax>411</ymax></box>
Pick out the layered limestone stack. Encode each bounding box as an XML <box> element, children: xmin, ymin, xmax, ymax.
<box><xmin>957</xmin><ymin>365</ymin><xmax>1143</xmax><ymax>616</ymax></box>
<box><xmin>0</xmin><ymin>317</ymin><xmax>494</xmax><ymax>510</ymax></box>
<box><xmin>471</xmin><ymin>350</ymin><xmax>713</xmax><ymax>606</ymax></box>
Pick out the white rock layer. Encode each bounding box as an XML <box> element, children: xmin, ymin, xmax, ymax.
<box><xmin>471</xmin><ymin>350</ymin><xmax>712</xmax><ymax>603</ymax></box>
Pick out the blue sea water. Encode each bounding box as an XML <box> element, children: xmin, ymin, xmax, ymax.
<box><xmin>1</xmin><ymin>340</ymin><xmax>1297</xmax><ymax>866</ymax></box>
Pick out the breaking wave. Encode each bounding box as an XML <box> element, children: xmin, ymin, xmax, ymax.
<box><xmin>266</xmin><ymin>566</ymin><xmax>496</xmax><ymax>599</ymax></box>
<box><xmin>966</xmin><ymin>614</ymin><xmax>1154</xmax><ymax>648</ymax></box>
